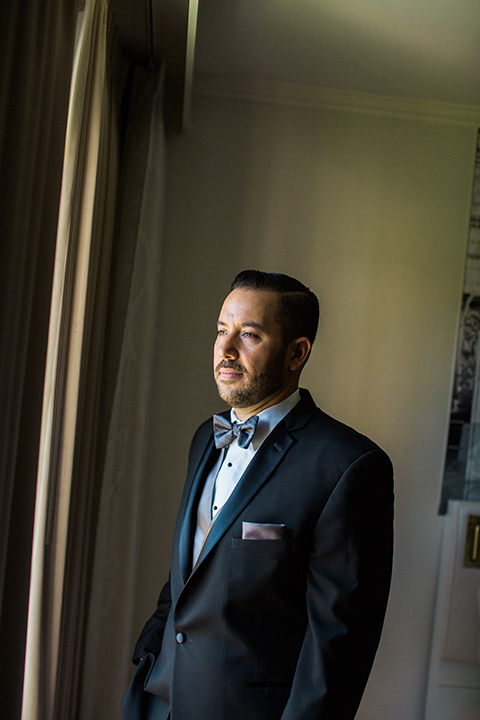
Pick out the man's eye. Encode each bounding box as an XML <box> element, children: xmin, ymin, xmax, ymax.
<box><xmin>243</xmin><ymin>332</ymin><xmax>259</xmax><ymax>339</ymax></box>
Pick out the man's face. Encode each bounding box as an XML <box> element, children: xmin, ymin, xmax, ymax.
<box><xmin>213</xmin><ymin>287</ymin><xmax>291</xmax><ymax>416</ymax></box>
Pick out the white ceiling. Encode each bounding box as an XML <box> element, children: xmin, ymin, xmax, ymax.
<box><xmin>194</xmin><ymin>0</ymin><xmax>480</xmax><ymax>106</ymax></box>
<box><xmin>111</xmin><ymin>0</ymin><xmax>480</xmax><ymax>119</ymax></box>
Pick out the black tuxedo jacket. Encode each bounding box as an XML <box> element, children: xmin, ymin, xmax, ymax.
<box><xmin>122</xmin><ymin>390</ymin><xmax>394</xmax><ymax>720</ymax></box>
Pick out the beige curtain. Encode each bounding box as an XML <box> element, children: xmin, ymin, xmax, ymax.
<box><xmin>21</xmin><ymin>1</ymin><xmax>123</xmax><ymax>717</ymax></box>
<box><xmin>78</xmin><ymin>63</ymin><xmax>166</xmax><ymax>720</ymax></box>
<box><xmin>0</xmin><ymin>0</ymin><xmax>78</xmax><ymax>716</ymax></box>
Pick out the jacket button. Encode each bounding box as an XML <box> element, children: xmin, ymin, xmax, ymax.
<box><xmin>176</xmin><ymin>632</ymin><xmax>186</xmax><ymax>644</ymax></box>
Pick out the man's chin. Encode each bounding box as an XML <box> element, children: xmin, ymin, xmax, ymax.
<box><xmin>216</xmin><ymin>381</ymin><xmax>248</xmax><ymax>408</ymax></box>
<box><xmin>216</xmin><ymin>384</ymin><xmax>237</xmax><ymax>407</ymax></box>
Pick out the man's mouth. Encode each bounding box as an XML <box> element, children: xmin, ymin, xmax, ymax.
<box><xmin>216</xmin><ymin>362</ymin><xmax>244</xmax><ymax>380</ymax></box>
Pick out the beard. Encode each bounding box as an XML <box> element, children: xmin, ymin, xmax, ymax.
<box><xmin>215</xmin><ymin>348</ymin><xmax>288</xmax><ymax>409</ymax></box>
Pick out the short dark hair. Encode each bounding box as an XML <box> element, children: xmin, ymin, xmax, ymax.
<box><xmin>230</xmin><ymin>270</ymin><xmax>320</xmax><ymax>346</ymax></box>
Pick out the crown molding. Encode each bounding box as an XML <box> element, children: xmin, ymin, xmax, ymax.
<box><xmin>194</xmin><ymin>75</ymin><xmax>480</xmax><ymax>126</ymax></box>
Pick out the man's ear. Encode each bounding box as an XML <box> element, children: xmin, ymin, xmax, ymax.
<box><xmin>287</xmin><ymin>337</ymin><xmax>312</xmax><ymax>372</ymax></box>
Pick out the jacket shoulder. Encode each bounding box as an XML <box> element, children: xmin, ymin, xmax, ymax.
<box><xmin>290</xmin><ymin>389</ymin><xmax>392</xmax><ymax>470</ymax></box>
<box><xmin>187</xmin><ymin>414</ymin><xmax>216</xmax><ymax>466</ymax></box>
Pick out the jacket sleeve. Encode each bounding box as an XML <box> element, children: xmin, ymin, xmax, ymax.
<box><xmin>281</xmin><ymin>449</ymin><xmax>394</xmax><ymax>720</ymax></box>
<box><xmin>132</xmin><ymin>575</ymin><xmax>172</xmax><ymax>664</ymax></box>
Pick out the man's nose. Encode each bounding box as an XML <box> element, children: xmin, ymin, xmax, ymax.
<box><xmin>218</xmin><ymin>335</ymin><xmax>238</xmax><ymax>359</ymax></box>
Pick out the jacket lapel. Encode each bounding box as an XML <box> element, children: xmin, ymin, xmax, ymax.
<box><xmin>177</xmin><ymin>434</ymin><xmax>219</xmax><ymax>583</ymax></box>
<box><xmin>181</xmin><ymin>390</ymin><xmax>317</xmax><ymax>580</ymax></box>
<box><xmin>192</xmin><ymin>430</ymin><xmax>295</xmax><ymax>571</ymax></box>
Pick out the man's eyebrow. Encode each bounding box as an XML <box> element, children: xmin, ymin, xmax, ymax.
<box><xmin>217</xmin><ymin>320</ymin><xmax>264</xmax><ymax>331</ymax></box>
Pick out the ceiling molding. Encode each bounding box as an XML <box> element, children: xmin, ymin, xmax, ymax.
<box><xmin>194</xmin><ymin>76</ymin><xmax>480</xmax><ymax>127</ymax></box>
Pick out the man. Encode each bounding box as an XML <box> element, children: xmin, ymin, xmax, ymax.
<box><xmin>122</xmin><ymin>270</ymin><xmax>394</xmax><ymax>720</ymax></box>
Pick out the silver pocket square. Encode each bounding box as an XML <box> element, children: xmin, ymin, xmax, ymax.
<box><xmin>242</xmin><ymin>522</ymin><xmax>287</xmax><ymax>540</ymax></box>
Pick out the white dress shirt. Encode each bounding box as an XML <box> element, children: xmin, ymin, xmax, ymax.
<box><xmin>192</xmin><ymin>389</ymin><xmax>301</xmax><ymax>566</ymax></box>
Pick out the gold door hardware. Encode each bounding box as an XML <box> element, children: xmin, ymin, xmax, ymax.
<box><xmin>464</xmin><ymin>515</ymin><xmax>480</xmax><ymax>568</ymax></box>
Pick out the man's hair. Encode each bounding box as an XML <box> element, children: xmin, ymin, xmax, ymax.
<box><xmin>230</xmin><ymin>270</ymin><xmax>320</xmax><ymax>346</ymax></box>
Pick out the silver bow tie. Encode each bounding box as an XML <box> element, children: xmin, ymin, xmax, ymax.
<box><xmin>213</xmin><ymin>414</ymin><xmax>259</xmax><ymax>450</ymax></box>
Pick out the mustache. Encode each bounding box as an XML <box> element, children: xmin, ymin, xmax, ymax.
<box><xmin>215</xmin><ymin>360</ymin><xmax>245</xmax><ymax>373</ymax></box>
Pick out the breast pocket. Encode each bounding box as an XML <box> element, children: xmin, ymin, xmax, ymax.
<box><xmin>227</xmin><ymin>536</ymin><xmax>300</xmax><ymax>608</ymax></box>
<box><xmin>231</xmin><ymin>537</ymin><xmax>294</xmax><ymax>552</ymax></box>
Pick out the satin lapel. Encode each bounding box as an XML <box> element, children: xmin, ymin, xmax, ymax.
<box><xmin>178</xmin><ymin>435</ymin><xmax>218</xmax><ymax>583</ymax></box>
<box><xmin>193</xmin><ymin>431</ymin><xmax>295</xmax><ymax>571</ymax></box>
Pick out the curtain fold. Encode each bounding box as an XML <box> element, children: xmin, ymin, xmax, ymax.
<box><xmin>21</xmin><ymin>1</ymin><xmax>123</xmax><ymax>717</ymax></box>
<box><xmin>15</xmin><ymin>1</ymin><xmax>166</xmax><ymax>716</ymax></box>
<box><xmin>78</xmin><ymin>63</ymin><xmax>166</xmax><ymax>720</ymax></box>
<box><xmin>0</xmin><ymin>0</ymin><xmax>78</xmax><ymax>716</ymax></box>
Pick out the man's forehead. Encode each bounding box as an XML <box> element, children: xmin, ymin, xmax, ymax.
<box><xmin>218</xmin><ymin>288</ymin><xmax>280</xmax><ymax>323</ymax></box>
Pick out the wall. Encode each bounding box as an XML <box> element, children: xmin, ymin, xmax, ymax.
<box><xmin>136</xmin><ymin>89</ymin><xmax>478</xmax><ymax>720</ymax></box>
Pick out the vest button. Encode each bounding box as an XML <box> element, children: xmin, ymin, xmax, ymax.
<box><xmin>176</xmin><ymin>632</ymin><xmax>186</xmax><ymax>644</ymax></box>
